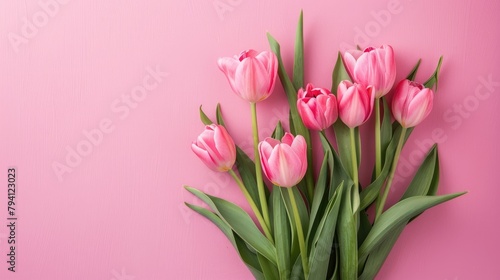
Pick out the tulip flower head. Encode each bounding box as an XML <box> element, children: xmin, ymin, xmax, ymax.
<box><xmin>297</xmin><ymin>83</ymin><xmax>339</xmax><ymax>131</ymax></box>
<box><xmin>343</xmin><ymin>45</ymin><xmax>396</xmax><ymax>98</ymax></box>
<box><xmin>258</xmin><ymin>133</ymin><xmax>307</xmax><ymax>188</ymax></box>
<box><xmin>191</xmin><ymin>124</ymin><xmax>236</xmax><ymax>172</ymax></box>
<box><xmin>392</xmin><ymin>79</ymin><xmax>434</xmax><ymax>128</ymax></box>
<box><xmin>217</xmin><ymin>49</ymin><xmax>278</xmax><ymax>103</ymax></box>
<box><xmin>337</xmin><ymin>80</ymin><xmax>375</xmax><ymax>128</ymax></box>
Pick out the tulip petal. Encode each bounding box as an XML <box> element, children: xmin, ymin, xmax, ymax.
<box><xmin>191</xmin><ymin>143</ymin><xmax>218</xmax><ymax>171</ymax></box>
<box><xmin>217</xmin><ymin>57</ymin><xmax>240</xmax><ymax>94</ymax></box>
<box><xmin>235</xmin><ymin>57</ymin><xmax>270</xmax><ymax>102</ymax></box>
<box><xmin>256</xmin><ymin>51</ymin><xmax>278</xmax><ymax>94</ymax></box>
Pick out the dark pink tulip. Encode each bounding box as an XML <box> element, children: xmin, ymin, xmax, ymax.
<box><xmin>297</xmin><ymin>83</ymin><xmax>339</xmax><ymax>131</ymax></box>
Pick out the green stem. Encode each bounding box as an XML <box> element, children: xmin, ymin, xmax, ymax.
<box><xmin>375</xmin><ymin>98</ymin><xmax>382</xmax><ymax>177</ymax></box>
<box><xmin>350</xmin><ymin>128</ymin><xmax>360</xmax><ymax>215</ymax></box>
<box><xmin>250</xmin><ymin>102</ymin><xmax>271</xmax><ymax>231</ymax></box>
<box><xmin>229</xmin><ymin>169</ymin><xmax>274</xmax><ymax>243</ymax></box>
<box><xmin>287</xmin><ymin>187</ymin><xmax>309</xmax><ymax>279</ymax></box>
<box><xmin>375</xmin><ymin>127</ymin><xmax>407</xmax><ymax>222</ymax></box>
<box><xmin>349</xmin><ymin>128</ymin><xmax>359</xmax><ymax>189</ymax></box>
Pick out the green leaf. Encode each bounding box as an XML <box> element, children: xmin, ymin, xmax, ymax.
<box><xmin>258</xmin><ymin>253</ymin><xmax>280</xmax><ymax>280</ymax></box>
<box><xmin>332</xmin><ymin>122</ymin><xmax>361</xmax><ymax>187</ymax></box>
<box><xmin>272</xmin><ymin>121</ymin><xmax>285</xmax><ymax>140</ymax></box>
<box><xmin>331</xmin><ymin>52</ymin><xmax>351</xmax><ymax>93</ymax></box>
<box><xmin>280</xmin><ymin>187</ymin><xmax>309</xmax><ymax>242</ymax></box>
<box><xmin>290</xmin><ymin>255</ymin><xmax>305</xmax><ymax>280</ymax></box>
<box><xmin>337</xmin><ymin>183</ymin><xmax>357</xmax><ymax>280</ymax></box>
<box><xmin>307</xmin><ymin>150</ymin><xmax>331</xmax><ymax>245</ymax></box>
<box><xmin>185</xmin><ymin>187</ymin><xmax>277</xmax><ymax>266</ymax></box>
<box><xmin>358</xmin><ymin>224</ymin><xmax>405</xmax><ymax>280</ymax></box>
<box><xmin>401</xmin><ymin>145</ymin><xmax>438</xmax><ymax>199</ymax></box>
<box><xmin>359</xmin><ymin>125</ymin><xmax>400</xmax><ymax>210</ymax></box>
<box><xmin>359</xmin><ymin>192</ymin><xmax>466</xmax><ymax>262</ymax></box>
<box><xmin>406</xmin><ymin>59</ymin><xmax>422</xmax><ymax>81</ymax></box>
<box><xmin>267</xmin><ymin>33</ymin><xmax>297</xmax><ymax>103</ymax></box>
<box><xmin>423</xmin><ymin>56</ymin><xmax>443</xmax><ymax>91</ymax></box>
<box><xmin>293</xmin><ymin>10</ymin><xmax>304</xmax><ymax>90</ymax></box>
<box><xmin>379</xmin><ymin>98</ymin><xmax>392</xmax><ymax>165</ymax></box>
<box><xmin>308</xmin><ymin>183</ymin><xmax>343</xmax><ymax>280</ymax></box>
<box><xmin>209</xmin><ymin>196</ymin><xmax>277</xmax><ymax>266</ymax></box>
<box><xmin>272</xmin><ymin>187</ymin><xmax>291</xmax><ymax>279</ymax></box>
<box><xmin>427</xmin><ymin>149</ymin><xmax>440</xmax><ymax>196</ymax></box>
<box><xmin>318</xmin><ymin>132</ymin><xmax>352</xmax><ymax>199</ymax></box>
<box><xmin>184</xmin><ymin>203</ymin><xmax>264</xmax><ymax>279</ymax></box>
<box><xmin>357</xmin><ymin>210</ymin><xmax>372</xmax><ymax>246</ymax></box>
<box><xmin>329</xmin><ymin>247</ymin><xmax>339</xmax><ymax>280</ymax></box>
<box><xmin>199</xmin><ymin>105</ymin><xmax>213</xmax><ymax>125</ymax></box>
<box><xmin>215</xmin><ymin>103</ymin><xmax>225</xmax><ymax>126</ymax></box>
<box><xmin>235</xmin><ymin>147</ymin><xmax>264</xmax><ymax>211</ymax></box>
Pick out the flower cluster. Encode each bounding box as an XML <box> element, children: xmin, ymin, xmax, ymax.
<box><xmin>184</xmin><ymin>13</ymin><xmax>464</xmax><ymax>280</ymax></box>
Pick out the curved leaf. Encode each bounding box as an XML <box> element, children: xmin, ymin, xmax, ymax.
<box><xmin>359</xmin><ymin>193</ymin><xmax>466</xmax><ymax>262</ymax></box>
<box><xmin>185</xmin><ymin>187</ymin><xmax>277</xmax><ymax>266</ymax></box>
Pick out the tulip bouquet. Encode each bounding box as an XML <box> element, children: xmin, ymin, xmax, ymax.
<box><xmin>185</xmin><ymin>12</ymin><xmax>465</xmax><ymax>280</ymax></box>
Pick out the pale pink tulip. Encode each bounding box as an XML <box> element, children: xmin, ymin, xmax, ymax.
<box><xmin>343</xmin><ymin>45</ymin><xmax>396</xmax><ymax>98</ymax></box>
<box><xmin>297</xmin><ymin>83</ymin><xmax>338</xmax><ymax>131</ymax></box>
<box><xmin>258</xmin><ymin>133</ymin><xmax>307</xmax><ymax>188</ymax></box>
<box><xmin>392</xmin><ymin>79</ymin><xmax>434</xmax><ymax>128</ymax></box>
<box><xmin>192</xmin><ymin>124</ymin><xmax>236</xmax><ymax>172</ymax></box>
<box><xmin>337</xmin><ymin>80</ymin><xmax>375</xmax><ymax>128</ymax></box>
<box><xmin>217</xmin><ymin>49</ymin><xmax>278</xmax><ymax>103</ymax></box>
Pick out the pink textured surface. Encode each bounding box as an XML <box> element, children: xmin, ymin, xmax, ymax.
<box><xmin>1</xmin><ymin>0</ymin><xmax>499</xmax><ymax>279</ymax></box>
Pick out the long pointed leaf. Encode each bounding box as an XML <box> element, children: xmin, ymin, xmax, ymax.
<box><xmin>308</xmin><ymin>184</ymin><xmax>343</xmax><ymax>279</ymax></box>
<box><xmin>406</xmin><ymin>59</ymin><xmax>422</xmax><ymax>81</ymax></box>
<box><xmin>359</xmin><ymin>192</ymin><xmax>466</xmax><ymax>262</ymax></box>
<box><xmin>424</xmin><ymin>56</ymin><xmax>443</xmax><ymax>90</ymax></box>
<box><xmin>185</xmin><ymin>187</ymin><xmax>277</xmax><ymax>266</ymax></box>
<box><xmin>293</xmin><ymin>10</ymin><xmax>304</xmax><ymax>90</ymax></box>
<box><xmin>272</xmin><ymin>187</ymin><xmax>291</xmax><ymax>279</ymax></box>
<box><xmin>337</xmin><ymin>183</ymin><xmax>357</xmax><ymax>280</ymax></box>
<box><xmin>185</xmin><ymin>203</ymin><xmax>264</xmax><ymax>278</ymax></box>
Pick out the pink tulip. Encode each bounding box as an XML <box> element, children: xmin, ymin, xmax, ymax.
<box><xmin>297</xmin><ymin>83</ymin><xmax>339</xmax><ymax>131</ymax></box>
<box><xmin>258</xmin><ymin>133</ymin><xmax>307</xmax><ymax>188</ymax></box>
<box><xmin>217</xmin><ymin>49</ymin><xmax>278</xmax><ymax>103</ymax></box>
<box><xmin>191</xmin><ymin>124</ymin><xmax>236</xmax><ymax>172</ymax></box>
<box><xmin>343</xmin><ymin>45</ymin><xmax>396</xmax><ymax>98</ymax></box>
<box><xmin>337</xmin><ymin>80</ymin><xmax>375</xmax><ymax>128</ymax></box>
<box><xmin>392</xmin><ymin>79</ymin><xmax>434</xmax><ymax>128</ymax></box>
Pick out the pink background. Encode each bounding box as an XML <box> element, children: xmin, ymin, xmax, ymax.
<box><xmin>1</xmin><ymin>0</ymin><xmax>499</xmax><ymax>279</ymax></box>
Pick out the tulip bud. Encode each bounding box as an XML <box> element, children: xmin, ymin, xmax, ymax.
<box><xmin>337</xmin><ymin>80</ymin><xmax>375</xmax><ymax>128</ymax></box>
<box><xmin>191</xmin><ymin>124</ymin><xmax>236</xmax><ymax>172</ymax></box>
<box><xmin>343</xmin><ymin>45</ymin><xmax>396</xmax><ymax>98</ymax></box>
<box><xmin>392</xmin><ymin>79</ymin><xmax>434</xmax><ymax>128</ymax></box>
<box><xmin>258</xmin><ymin>133</ymin><xmax>307</xmax><ymax>188</ymax></box>
<box><xmin>297</xmin><ymin>83</ymin><xmax>339</xmax><ymax>131</ymax></box>
<box><xmin>217</xmin><ymin>49</ymin><xmax>278</xmax><ymax>103</ymax></box>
